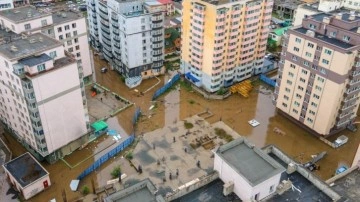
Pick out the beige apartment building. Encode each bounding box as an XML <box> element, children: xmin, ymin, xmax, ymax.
<box><xmin>181</xmin><ymin>0</ymin><xmax>273</xmax><ymax>93</ymax></box>
<box><xmin>275</xmin><ymin>12</ymin><xmax>360</xmax><ymax>136</ymax></box>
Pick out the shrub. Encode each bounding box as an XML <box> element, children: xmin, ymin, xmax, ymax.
<box><xmin>184</xmin><ymin>121</ymin><xmax>194</xmax><ymax>129</ymax></box>
<box><xmin>125</xmin><ymin>152</ymin><xmax>133</xmax><ymax>160</ymax></box>
<box><xmin>110</xmin><ymin>165</ymin><xmax>122</xmax><ymax>179</ymax></box>
<box><xmin>81</xmin><ymin>185</ymin><xmax>90</xmax><ymax>195</ymax></box>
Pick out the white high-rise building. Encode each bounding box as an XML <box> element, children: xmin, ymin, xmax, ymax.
<box><xmin>0</xmin><ymin>33</ymin><xmax>88</xmax><ymax>162</ymax></box>
<box><xmin>87</xmin><ymin>0</ymin><xmax>166</xmax><ymax>88</ymax></box>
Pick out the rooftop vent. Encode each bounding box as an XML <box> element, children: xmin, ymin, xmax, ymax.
<box><xmin>349</xmin><ymin>14</ymin><xmax>356</xmax><ymax>21</ymax></box>
<box><xmin>38</xmin><ymin>36</ymin><xmax>43</xmax><ymax>42</ymax></box>
<box><xmin>29</xmin><ymin>38</ymin><xmax>36</xmax><ymax>43</ymax></box>
<box><xmin>336</xmin><ymin>13</ymin><xmax>342</xmax><ymax>20</ymax></box>
<box><xmin>10</xmin><ymin>45</ymin><xmax>18</xmax><ymax>52</ymax></box>
<box><xmin>62</xmin><ymin>13</ymin><xmax>67</xmax><ymax>18</ymax></box>
<box><xmin>306</xmin><ymin>30</ymin><xmax>315</xmax><ymax>37</ymax></box>
<box><xmin>21</xmin><ymin>34</ymin><xmax>27</xmax><ymax>39</ymax></box>
<box><xmin>13</xmin><ymin>10</ymin><xmax>20</xmax><ymax>14</ymax></box>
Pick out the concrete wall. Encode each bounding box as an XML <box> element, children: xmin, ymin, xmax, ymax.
<box><xmin>165</xmin><ymin>171</ymin><xmax>219</xmax><ymax>201</ymax></box>
<box><xmin>32</xmin><ymin>61</ymin><xmax>87</xmax><ymax>153</ymax></box>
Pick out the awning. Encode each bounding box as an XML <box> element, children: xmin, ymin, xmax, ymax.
<box><xmin>91</xmin><ymin>121</ymin><xmax>108</xmax><ymax>132</ymax></box>
<box><xmin>185</xmin><ymin>72</ymin><xmax>200</xmax><ymax>83</ymax></box>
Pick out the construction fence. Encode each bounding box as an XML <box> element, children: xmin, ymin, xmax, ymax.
<box><xmin>152</xmin><ymin>73</ymin><xmax>180</xmax><ymax>100</ymax></box>
<box><xmin>77</xmin><ymin>135</ymin><xmax>135</xmax><ymax>181</ymax></box>
<box><xmin>132</xmin><ymin>107</ymin><xmax>141</xmax><ymax>125</ymax></box>
<box><xmin>260</xmin><ymin>74</ymin><xmax>276</xmax><ymax>87</ymax></box>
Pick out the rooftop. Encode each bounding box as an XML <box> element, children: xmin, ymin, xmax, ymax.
<box><xmin>330</xmin><ymin>166</ymin><xmax>360</xmax><ymax>201</ymax></box>
<box><xmin>215</xmin><ymin>138</ymin><xmax>285</xmax><ymax>186</ymax></box>
<box><xmin>52</xmin><ymin>11</ymin><xmax>83</xmax><ymax>25</ymax></box>
<box><xmin>265</xmin><ymin>153</ymin><xmax>333</xmax><ymax>202</ymax></box>
<box><xmin>173</xmin><ymin>179</ymin><xmax>241</xmax><ymax>202</ymax></box>
<box><xmin>0</xmin><ymin>33</ymin><xmax>62</xmax><ymax>61</ymax></box>
<box><xmin>0</xmin><ymin>6</ymin><xmax>50</xmax><ymax>23</ymax></box>
<box><xmin>272</xmin><ymin>26</ymin><xmax>291</xmax><ymax>36</ymax></box>
<box><xmin>19</xmin><ymin>53</ymin><xmax>53</xmax><ymax>67</ymax></box>
<box><xmin>3</xmin><ymin>152</ymin><xmax>48</xmax><ymax>188</ymax></box>
<box><xmin>104</xmin><ymin>179</ymin><xmax>165</xmax><ymax>202</ymax></box>
<box><xmin>293</xmin><ymin>27</ymin><xmax>356</xmax><ymax>49</ymax></box>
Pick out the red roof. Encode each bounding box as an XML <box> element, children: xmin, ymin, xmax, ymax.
<box><xmin>157</xmin><ymin>0</ymin><xmax>173</xmax><ymax>4</ymax></box>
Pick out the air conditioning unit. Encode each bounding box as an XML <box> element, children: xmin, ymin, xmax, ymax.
<box><xmin>223</xmin><ymin>181</ymin><xmax>234</xmax><ymax>196</ymax></box>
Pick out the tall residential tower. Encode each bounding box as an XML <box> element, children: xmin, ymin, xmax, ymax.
<box><xmin>181</xmin><ymin>0</ymin><xmax>273</xmax><ymax>92</ymax></box>
<box><xmin>274</xmin><ymin>11</ymin><xmax>360</xmax><ymax>136</ymax></box>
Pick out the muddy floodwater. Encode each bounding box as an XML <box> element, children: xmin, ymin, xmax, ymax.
<box><xmin>2</xmin><ymin>55</ymin><xmax>360</xmax><ymax>202</ymax></box>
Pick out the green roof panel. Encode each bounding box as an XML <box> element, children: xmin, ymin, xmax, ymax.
<box><xmin>91</xmin><ymin>121</ymin><xmax>108</xmax><ymax>132</ymax></box>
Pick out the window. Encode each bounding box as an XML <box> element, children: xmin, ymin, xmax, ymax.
<box><xmin>66</xmin><ymin>33</ymin><xmax>71</xmax><ymax>38</ymax></box>
<box><xmin>311</xmin><ymin>102</ymin><xmax>318</xmax><ymax>107</ymax></box>
<box><xmin>24</xmin><ymin>23</ymin><xmax>31</xmax><ymax>30</ymax></box>
<box><xmin>317</xmin><ymin>77</ymin><xmax>325</xmax><ymax>83</ymax></box>
<box><xmin>57</xmin><ymin>27</ymin><xmax>62</xmax><ymax>32</ymax></box>
<box><xmin>303</xmin><ymin>61</ymin><xmax>309</xmax><ymax>67</ymax></box>
<box><xmin>308</xmin><ymin>24</ymin><xmax>316</xmax><ymax>29</ymax></box>
<box><xmin>293</xmin><ymin>47</ymin><xmax>300</xmax><ymax>52</ymax></box>
<box><xmin>308</xmin><ymin>43</ymin><xmax>314</xmax><ymax>48</ymax></box>
<box><xmin>74</xmin><ymin>38</ymin><xmax>78</xmax><ymax>43</ymax></box>
<box><xmin>313</xmin><ymin>94</ymin><xmax>320</xmax><ymax>99</ymax></box>
<box><xmin>290</xmin><ymin>64</ymin><xmax>296</xmax><ymax>69</ymax></box>
<box><xmin>73</xmin><ymin>31</ymin><xmax>77</xmax><ymax>36</ymax></box>
<box><xmin>300</xmin><ymin>78</ymin><xmax>306</xmax><ymax>83</ymax></box>
<box><xmin>307</xmin><ymin>117</ymin><xmax>313</xmax><ymax>123</ymax></box>
<box><xmin>72</xmin><ymin>23</ymin><xmax>76</xmax><ymax>28</ymax></box>
<box><xmin>324</xmin><ymin>49</ymin><xmax>332</xmax><ymax>55</ymax></box>
<box><xmin>141</xmin><ymin>25</ymin><xmax>145</xmax><ymax>30</ymax></box>
<box><xmin>49</xmin><ymin>51</ymin><xmax>57</xmax><ymax>58</ymax></box>
<box><xmin>75</xmin><ymin>45</ymin><xmax>80</xmax><ymax>50</ymax></box>
<box><xmin>309</xmin><ymin>110</ymin><xmax>316</xmax><ymax>115</ymax></box>
<box><xmin>330</xmin><ymin>32</ymin><xmax>336</xmax><ymax>37</ymax></box>
<box><xmin>65</xmin><ymin>25</ymin><xmax>70</xmax><ymax>30</ymax></box>
<box><xmin>298</xmin><ymin>86</ymin><xmax>304</xmax><ymax>91</ymax></box>
<box><xmin>316</xmin><ymin>46</ymin><xmax>322</xmax><ymax>51</ymax></box>
<box><xmin>302</xmin><ymin>69</ymin><xmax>308</xmax><ymax>75</ymax></box>
<box><xmin>282</xmin><ymin>103</ymin><xmax>288</xmax><ymax>107</ymax></box>
<box><xmin>141</xmin><ymin>18</ymin><xmax>145</xmax><ymax>23</ymax></box>
<box><xmin>312</xmin><ymin>65</ymin><xmax>318</xmax><ymax>70</ymax></box>
<box><xmin>284</xmin><ymin>95</ymin><xmax>289</xmax><ymax>100</ymax></box>
<box><xmin>295</xmin><ymin>38</ymin><xmax>301</xmax><ymax>43</ymax></box>
<box><xmin>315</xmin><ymin>85</ymin><xmax>322</xmax><ymax>91</ymax></box>
<box><xmin>37</xmin><ymin>64</ymin><xmax>45</xmax><ymax>72</ymax></box>
<box><xmin>322</xmin><ymin>59</ymin><xmax>329</xmax><ymax>65</ymax></box>
<box><xmin>41</xmin><ymin>19</ymin><xmax>47</xmax><ymax>26</ymax></box>
<box><xmin>288</xmin><ymin>72</ymin><xmax>294</xmax><ymax>77</ymax></box>
<box><xmin>343</xmin><ymin>35</ymin><xmax>350</xmax><ymax>42</ymax></box>
<box><xmin>59</xmin><ymin>35</ymin><xmax>63</xmax><ymax>40</ymax></box>
<box><xmin>292</xmin><ymin>109</ymin><xmax>298</xmax><ymax>114</ymax></box>
<box><xmin>68</xmin><ymin>47</ymin><xmax>73</xmax><ymax>52</ymax></box>
<box><xmin>294</xmin><ymin>101</ymin><xmax>300</xmax><ymax>107</ymax></box>
<box><xmin>287</xmin><ymin>80</ymin><xmax>292</xmax><ymax>85</ymax></box>
<box><xmin>67</xmin><ymin>40</ymin><xmax>72</xmax><ymax>45</ymax></box>
<box><xmin>76</xmin><ymin>53</ymin><xmax>81</xmax><ymax>57</ymax></box>
<box><xmin>285</xmin><ymin>87</ymin><xmax>291</xmax><ymax>93</ymax></box>
<box><xmin>292</xmin><ymin>56</ymin><xmax>297</xmax><ymax>61</ymax></box>
<box><xmin>320</xmin><ymin>68</ymin><xmax>326</xmax><ymax>74</ymax></box>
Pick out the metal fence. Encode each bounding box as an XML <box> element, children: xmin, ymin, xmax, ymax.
<box><xmin>77</xmin><ymin>135</ymin><xmax>135</xmax><ymax>180</ymax></box>
<box><xmin>132</xmin><ymin>107</ymin><xmax>141</xmax><ymax>125</ymax></box>
<box><xmin>260</xmin><ymin>74</ymin><xmax>276</xmax><ymax>87</ymax></box>
<box><xmin>152</xmin><ymin>73</ymin><xmax>180</xmax><ymax>100</ymax></box>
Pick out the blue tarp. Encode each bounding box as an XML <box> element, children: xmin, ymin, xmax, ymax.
<box><xmin>185</xmin><ymin>72</ymin><xmax>200</xmax><ymax>83</ymax></box>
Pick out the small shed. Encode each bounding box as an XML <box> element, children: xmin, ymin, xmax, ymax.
<box><xmin>91</xmin><ymin>120</ymin><xmax>108</xmax><ymax>136</ymax></box>
<box><xmin>3</xmin><ymin>152</ymin><xmax>51</xmax><ymax>200</ymax></box>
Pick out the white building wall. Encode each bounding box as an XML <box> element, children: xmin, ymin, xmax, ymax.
<box><xmin>293</xmin><ymin>6</ymin><xmax>319</xmax><ymax>27</ymax></box>
<box><xmin>31</xmin><ymin>62</ymin><xmax>87</xmax><ymax>153</ymax></box>
<box><xmin>214</xmin><ymin>153</ymin><xmax>281</xmax><ymax>201</ymax></box>
<box><xmin>22</xmin><ymin>175</ymin><xmax>51</xmax><ymax>200</ymax></box>
<box><xmin>0</xmin><ymin>0</ymin><xmax>13</xmax><ymax>11</ymax></box>
<box><xmin>0</xmin><ymin>15</ymin><xmax>52</xmax><ymax>34</ymax></box>
<box><xmin>53</xmin><ymin>17</ymin><xmax>92</xmax><ymax>78</ymax></box>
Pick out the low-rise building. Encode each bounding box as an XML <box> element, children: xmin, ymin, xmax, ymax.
<box><xmin>214</xmin><ymin>138</ymin><xmax>285</xmax><ymax>201</ymax></box>
<box><xmin>3</xmin><ymin>152</ymin><xmax>51</xmax><ymax>200</ymax></box>
<box><xmin>268</xmin><ymin>26</ymin><xmax>291</xmax><ymax>46</ymax></box>
<box><xmin>157</xmin><ymin>0</ymin><xmax>175</xmax><ymax>16</ymax></box>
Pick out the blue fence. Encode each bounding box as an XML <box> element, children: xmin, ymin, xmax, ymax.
<box><xmin>152</xmin><ymin>74</ymin><xmax>180</xmax><ymax>100</ymax></box>
<box><xmin>132</xmin><ymin>107</ymin><xmax>141</xmax><ymax>125</ymax></box>
<box><xmin>77</xmin><ymin>135</ymin><xmax>135</xmax><ymax>180</ymax></box>
<box><xmin>260</xmin><ymin>74</ymin><xmax>276</xmax><ymax>87</ymax></box>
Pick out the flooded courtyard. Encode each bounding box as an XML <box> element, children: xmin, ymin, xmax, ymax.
<box><xmin>1</xmin><ymin>54</ymin><xmax>360</xmax><ymax>201</ymax></box>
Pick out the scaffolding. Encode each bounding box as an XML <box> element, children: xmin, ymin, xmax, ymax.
<box><xmin>229</xmin><ymin>80</ymin><xmax>253</xmax><ymax>98</ymax></box>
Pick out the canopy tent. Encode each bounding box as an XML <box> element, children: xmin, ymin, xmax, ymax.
<box><xmin>91</xmin><ymin>121</ymin><xmax>108</xmax><ymax>132</ymax></box>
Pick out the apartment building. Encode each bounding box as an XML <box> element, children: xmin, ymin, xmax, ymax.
<box><xmin>181</xmin><ymin>0</ymin><xmax>273</xmax><ymax>93</ymax></box>
<box><xmin>274</xmin><ymin>11</ymin><xmax>360</xmax><ymax>136</ymax></box>
<box><xmin>87</xmin><ymin>0</ymin><xmax>166</xmax><ymax>88</ymax></box>
<box><xmin>0</xmin><ymin>33</ymin><xmax>88</xmax><ymax>162</ymax></box>
<box><xmin>0</xmin><ymin>6</ymin><xmax>93</xmax><ymax>82</ymax></box>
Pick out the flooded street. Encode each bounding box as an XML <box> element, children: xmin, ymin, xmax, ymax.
<box><xmin>1</xmin><ymin>54</ymin><xmax>359</xmax><ymax>201</ymax></box>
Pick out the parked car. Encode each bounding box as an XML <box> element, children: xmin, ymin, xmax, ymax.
<box><xmin>265</xmin><ymin>53</ymin><xmax>276</xmax><ymax>60</ymax></box>
<box><xmin>101</xmin><ymin>67</ymin><xmax>108</xmax><ymax>73</ymax></box>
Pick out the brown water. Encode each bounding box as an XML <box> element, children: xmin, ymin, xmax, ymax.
<box><xmin>3</xmin><ymin>55</ymin><xmax>360</xmax><ymax>201</ymax></box>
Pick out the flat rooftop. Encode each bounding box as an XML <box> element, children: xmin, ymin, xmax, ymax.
<box><xmin>265</xmin><ymin>153</ymin><xmax>333</xmax><ymax>202</ymax></box>
<box><xmin>3</xmin><ymin>152</ymin><xmax>48</xmax><ymax>188</ymax></box>
<box><xmin>0</xmin><ymin>6</ymin><xmax>51</xmax><ymax>23</ymax></box>
<box><xmin>19</xmin><ymin>53</ymin><xmax>52</xmax><ymax>67</ymax></box>
<box><xmin>173</xmin><ymin>179</ymin><xmax>241</xmax><ymax>202</ymax></box>
<box><xmin>293</xmin><ymin>27</ymin><xmax>356</xmax><ymax>49</ymax></box>
<box><xmin>52</xmin><ymin>11</ymin><xmax>83</xmax><ymax>25</ymax></box>
<box><xmin>104</xmin><ymin>178</ymin><xmax>165</xmax><ymax>202</ymax></box>
<box><xmin>331</xmin><ymin>167</ymin><xmax>360</xmax><ymax>201</ymax></box>
<box><xmin>0</xmin><ymin>33</ymin><xmax>62</xmax><ymax>61</ymax></box>
<box><xmin>216</xmin><ymin>138</ymin><xmax>285</xmax><ymax>186</ymax></box>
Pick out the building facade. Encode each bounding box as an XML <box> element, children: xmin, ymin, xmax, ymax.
<box><xmin>0</xmin><ymin>6</ymin><xmax>93</xmax><ymax>82</ymax></box>
<box><xmin>181</xmin><ymin>0</ymin><xmax>273</xmax><ymax>93</ymax></box>
<box><xmin>274</xmin><ymin>12</ymin><xmax>360</xmax><ymax>136</ymax></box>
<box><xmin>0</xmin><ymin>33</ymin><xmax>89</xmax><ymax>162</ymax></box>
<box><xmin>87</xmin><ymin>0</ymin><xmax>166</xmax><ymax>88</ymax></box>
